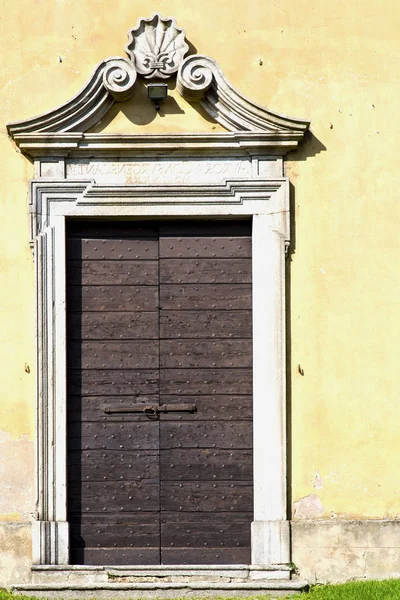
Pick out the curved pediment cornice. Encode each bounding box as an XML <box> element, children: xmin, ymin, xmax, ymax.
<box><xmin>7</xmin><ymin>13</ymin><xmax>309</xmax><ymax>149</ymax></box>
<box><xmin>177</xmin><ymin>55</ymin><xmax>308</xmax><ymax>133</ymax></box>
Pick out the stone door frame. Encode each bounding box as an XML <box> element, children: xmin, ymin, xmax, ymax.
<box><xmin>28</xmin><ymin>138</ymin><xmax>290</xmax><ymax>569</ymax></box>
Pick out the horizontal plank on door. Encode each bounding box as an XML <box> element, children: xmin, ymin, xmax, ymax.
<box><xmin>160</xmin><ymin>339</ymin><xmax>252</xmax><ymax>369</ymax></box>
<box><xmin>160</xmin><ymin>422</ymin><xmax>252</xmax><ymax>450</ymax></box>
<box><xmin>161</xmin><ymin>546</ymin><xmax>250</xmax><ymax>565</ymax></box>
<box><xmin>160</xmin><ymin>284</ymin><xmax>251</xmax><ymax>310</ymax></box>
<box><xmin>67</xmin><ymin>237</ymin><xmax>158</xmax><ymax>260</ymax></box>
<box><xmin>68</xmin><ymin>421</ymin><xmax>159</xmax><ymax>451</ymax></box>
<box><xmin>67</xmin><ymin>395</ymin><xmax>161</xmax><ymax>422</ymax></box>
<box><xmin>68</xmin><ymin>340</ymin><xmax>159</xmax><ymax>370</ymax></box>
<box><xmin>70</xmin><ymin>522</ymin><xmax>160</xmax><ymax>548</ymax></box>
<box><xmin>159</xmin><ymin>221</ymin><xmax>251</xmax><ymax>237</ymax></box>
<box><xmin>69</xmin><ymin>547</ymin><xmax>160</xmax><ymax>566</ymax></box>
<box><xmin>68</xmin><ymin>285</ymin><xmax>159</xmax><ymax>312</ymax></box>
<box><xmin>68</xmin><ymin>450</ymin><xmax>159</xmax><ymax>481</ymax></box>
<box><xmin>68</xmin><ymin>369</ymin><xmax>159</xmax><ymax>396</ymax></box>
<box><xmin>68</xmin><ymin>312</ymin><xmax>159</xmax><ymax>341</ymax></box>
<box><xmin>160</xmin><ymin>368</ymin><xmax>252</xmax><ymax>395</ymax></box>
<box><xmin>161</xmin><ymin>481</ymin><xmax>253</xmax><ymax>512</ymax></box>
<box><xmin>68</xmin><ymin>481</ymin><xmax>160</xmax><ymax>512</ymax></box>
<box><xmin>160</xmin><ymin>310</ymin><xmax>251</xmax><ymax>339</ymax></box>
<box><xmin>161</xmin><ymin>511</ymin><xmax>252</xmax><ymax>546</ymax></box>
<box><xmin>159</xmin><ymin>236</ymin><xmax>251</xmax><ymax>259</ymax></box>
<box><xmin>159</xmin><ymin>259</ymin><xmax>251</xmax><ymax>284</ymax></box>
<box><xmin>158</xmin><ymin>395</ymin><xmax>252</xmax><ymax>421</ymax></box>
<box><xmin>67</xmin><ymin>260</ymin><xmax>158</xmax><ymax>286</ymax></box>
<box><xmin>160</xmin><ymin>448</ymin><xmax>252</xmax><ymax>481</ymax></box>
<box><xmin>69</xmin><ymin>511</ymin><xmax>161</xmax><ymax>525</ymax></box>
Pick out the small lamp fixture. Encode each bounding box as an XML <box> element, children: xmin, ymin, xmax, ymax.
<box><xmin>147</xmin><ymin>83</ymin><xmax>168</xmax><ymax>111</ymax></box>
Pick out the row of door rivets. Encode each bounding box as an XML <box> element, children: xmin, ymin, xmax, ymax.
<box><xmin>84</xmin><ymin>441</ymin><xmax>152</xmax><ymax>448</ymax></box>
<box><xmin>167</xmin><ymin>278</ymin><xmax>243</xmax><ymax>284</ymax></box>
<box><xmin>175</xmin><ymin>506</ymin><xmax>239</xmax><ymax>511</ymax></box>
<box><xmin>165</xmin><ymin>237</ymin><xmax>241</xmax><ymax>242</ymax></box>
<box><xmin>83</xmin><ymin>239</ymin><xmax>148</xmax><ymax>244</ymax></box>
<box><xmin>92</xmin><ymin>543</ymin><xmax>154</xmax><ymax>547</ymax></box>
<box><xmin>86</xmin><ymin>287</ymin><xmax>151</xmax><ymax>292</ymax></box>
<box><xmin>165</xmin><ymin>253</ymin><xmax>238</xmax><ymax>258</ymax></box>
<box><xmin>165</xmin><ymin>242</ymin><xmax>243</xmax><ymax>249</ymax></box>
<box><xmin>82</xmin><ymin>255</ymin><xmax>147</xmax><ymax>259</ymax></box>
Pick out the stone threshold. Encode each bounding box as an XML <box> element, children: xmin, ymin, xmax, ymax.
<box><xmin>30</xmin><ymin>564</ymin><xmax>293</xmax><ymax>583</ymax></box>
<box><xmin>12</xmin><ymin>580</ymin><xmax>309</xmax><ymax>599</ymax></box>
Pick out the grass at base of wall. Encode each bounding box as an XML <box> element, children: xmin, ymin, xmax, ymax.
<box><xmin>305</xmin><ymin>579</ymin><xmax>400</xmax><ymax>599</ymax></box>
<box><xmin>2</xmin><ymin>580</ymin><xmax>400</xmax><ymax>600</ymax></box>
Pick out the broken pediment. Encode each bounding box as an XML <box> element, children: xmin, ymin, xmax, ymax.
<box><xmin>6</xmin><ymin>13</ymin><xmax>310</xmax><ymax>152</ymax></box>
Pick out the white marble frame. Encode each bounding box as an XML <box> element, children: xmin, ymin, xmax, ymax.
<box><xmin>31</xmin><ymin>172</ymin><xmax>290</xmax><ymax>569</ymax></box>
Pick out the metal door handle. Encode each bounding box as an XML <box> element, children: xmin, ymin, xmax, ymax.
<box><xmin>104</xmin><ymin>403</ymin><xmax>196</xmax><ymax>415</ymax></box>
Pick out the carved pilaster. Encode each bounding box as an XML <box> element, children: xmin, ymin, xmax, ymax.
<box><xmin>251</xmin><ymin>216</ymin><xmax>289</xmax><ymax>566</ymax></box>
<box><xmin>33</xmin><ymin>225</ymin><xmax>68</xmax><ymax>564</ymax></box>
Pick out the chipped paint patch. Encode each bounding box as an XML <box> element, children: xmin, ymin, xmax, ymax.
<box><xmin>0</xmin><ymin>511</ymin><xmax>23</xmax><ymax>521</ymax></box>
<box><xmin>313</xmin><ymin>470</ymin><xmax>324</xmax><ymax>489</ymax></box>
<box><xmin>294</xmin><ymin>493</ymin><xmax>325</xmax><ymax>519</ymax></box>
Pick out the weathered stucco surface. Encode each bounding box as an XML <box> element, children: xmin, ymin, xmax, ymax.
<box><xmin>0</xmin><ymin>431</ymin><xmax>34</xmax><ymax>518</ymax></box>
<box><xmin>0</xmin><ymin>0</ymin><xmax>400</xmax><ymax>583</ymax></box>
<box><xmin>0</xmin><ymin>523</ymin><xmax>32</xmax><ymax>586</ymax></box>
<box><xmin>292</xmin><ymin>520</ymin><xmax>400</xmax><ymax>583</ymax></box>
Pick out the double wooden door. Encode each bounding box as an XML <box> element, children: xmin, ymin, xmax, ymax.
<box><xmin>67</xmin><ymin>220</ymin><xmax>253</xmax><ymax>565</ymax></box>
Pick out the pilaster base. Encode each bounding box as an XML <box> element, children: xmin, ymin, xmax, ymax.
<box><xmin>32</xmin><ymin>521</ymin><xmax>69</xmax><ymax>565</ymax></box>
<box><xmin>251</xmin><ymin>520</ymin><xmax>290</xmax><ymax>565</ymax></box>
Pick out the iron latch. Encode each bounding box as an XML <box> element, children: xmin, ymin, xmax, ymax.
<box><xmin>104</xmin><ymin>403</ymin><xmax>197</xmax><ymax>416</ymax></box>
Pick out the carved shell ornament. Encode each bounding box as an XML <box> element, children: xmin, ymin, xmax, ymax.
<box><xmin>126</xmin><ymin>14</ymin><xmax>189</xmax><ymax>79</ymax></box>
<box><xmin>6</xmin><ymin>13</ymin><xmax>309</xmax><ymax>138</ymax></box>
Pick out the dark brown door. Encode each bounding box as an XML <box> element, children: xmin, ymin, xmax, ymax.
<box><xmin>67</xmin><ymin>220</ymin><xmax>253</xmax><ymax>565</ymax></box>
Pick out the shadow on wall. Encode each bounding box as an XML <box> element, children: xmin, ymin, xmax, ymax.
<box><xmin>285</xmin><ymin>129</ymin><xmax>326</xmax><ymax>523</ymax></box>
<box><xmin>89</xmin><ymin>79</ymin><xmax>185</xmax><ymax>131</ymax></box>
<box><xmin>289</xmin><ymin>129</ymin><xmax>327</xmax><ymax>161</ymax></box>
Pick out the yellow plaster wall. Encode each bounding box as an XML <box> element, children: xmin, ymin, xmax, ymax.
<box><xmin>0</xmin><ymin>0</ymin><xmax>399</xmax><ymax>521</ymax></box>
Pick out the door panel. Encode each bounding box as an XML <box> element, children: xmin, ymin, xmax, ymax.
<box><xmin>68</xmin><ymin>421</ymin><xmax>159</xmax><ymax>450</ymax></box>
<box><xmin>68</xmin><ymin>285</ymin><xmax>159</xmax><ymax>311</ymax></box>
<box><xmin>68</xmin><ymin>340</ymin><xmax>159</xmax><ymax>370</ymax></box>
<box><xmin>73</xmin><ymin>548</ymin><xmax>160</xmax><ymax>566</ymax></box>
<box><xmin>67</xmin><ymin>236</ymin><xmax>159</xmax><ymax>260</ymax></box>
<box><xmin>68</xmin><ymin>450</ymin><xmax>159</xmax><ymax>480</ymax></box>
<box><xmin>160</xmin><ymin>368</ymin><xmax>253</xmax><ymax>395</ymax></box>
<box><xmin>68</xmin><ymin>312</ymin><xmax>159</xmax><ymax>340</ymax></box>
<box><xmin>159</xmin><ymin>258</ymin><xmax>252</xmax><ymax>283</ymax></box>
<box><xmin>159</xmin><ymin>236</ymin><xmax>251</xmax><ymax>258</ymax></box>
<box><xmin>159</xmin><ymin>394</ymin><xmax>252</xmax><ymax>421</ymax></box>
<box><xmin>67</xmin><ymin>222</ymin><xmax>160</xmax><ymax>565</ymax></box>
<box><xmin>67</xmin><ymin>220</ymin><xmax>253</xmax><ymax>566</ymax></box>
<box><xmin>160</xmin><ymin>310</ymin><xmax>252</xmax><ymax>339</ymax></box>
<box><xmin>68</xmin><ymin>369</ymin><xmax>159</xmax><ymax>396</ymax></box>
<box><xmin>160</xmin><ymin>422</ymin><xmax>253</xmax><ymax>449</ymax></box>
<box><xmin>67</xmin><ymin>259</ymin><xmax>159</xmax><ymax>285</ymax></box>
<box><xmin>160</xmin><ymin>449</ymin><xmax>253</xmax><ymax>480</ymax></box>
<box><xmin>158</xmin><ymin>223</ymin><xmax>252</xmax><ymax>565</ymax></box>
<box><xmin>160</xmin><ymin>339</ymin><xmax>252</xmax><ymax>368</ymax></box>
<box><xmin>160</xmin><ymin>284</ymin><xmax>252</xmax><ymax>310</ymax></box>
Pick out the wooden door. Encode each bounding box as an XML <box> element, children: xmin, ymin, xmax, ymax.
<box><xmin>67</xmin><ymin>220</ymin><xmax>253</xmax><ymax>565</ymax></box>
